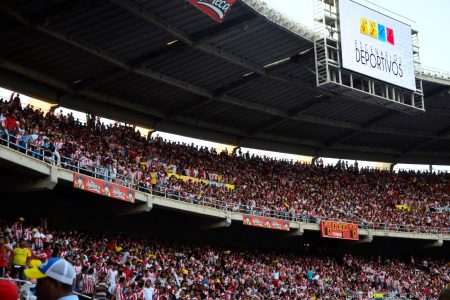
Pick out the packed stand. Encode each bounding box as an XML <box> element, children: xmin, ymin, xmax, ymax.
<box><xmin>0</xmin><ymin>94</ymin><xmax>449</xmax><ymax>232</ymax></box>
<box><xmin>0</xmin><ymin>218</ymin><xmax>449</xmax><ymax>299</ymax></box>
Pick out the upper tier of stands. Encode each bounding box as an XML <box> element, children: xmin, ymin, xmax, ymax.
<box><xmin>0</xmin><ymin>97</ymin><xmax>449</xmax><ymax>233</ymax></box>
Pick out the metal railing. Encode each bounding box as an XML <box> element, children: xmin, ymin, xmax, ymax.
<box><xmin>0</xmin><ymin>277</ymin><xmax>92</xmax><ymax>299</ymax></box>
<box><xmin>0</xmin><ymin>132</ymin><xmax>448</xmax><ymax>235</ymax></box>
<box><xmin>419</xmin><ymin>65</ymin><xmax>450</xmax><ymax>80</ymax></box>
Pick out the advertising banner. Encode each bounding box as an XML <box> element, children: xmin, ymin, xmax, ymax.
<box><xmin>188</xmin><ymin>0</ymin><xmax>237</xmax><ymax>23</ymax></box>
<box><xmin>320</xmin><ymin>220</ymin><xmax>359</xmax><ymax>240</ymax></box>
<box><xmin>339</xmin><ymin>0</ymin><xmax>415</xmax><ymax>90</ymax></box>
<box><xmin>431</xmin><ymin>206</ymin><xmax>450</xmax><ymax>213</ymax></box>
<box><xmin>372</xmin><ymin>293</ymin><xmax>384</xmax><ymax>299</ymax></box>
<box><xmin>73</xmin><ymin>173</ymin><xmax>135</xmax><ymax>203</ymax></box>
<box><xmin>395</xmin><ymin>204</ymin><xmax>411</xmax><ymax>211</ymax></box>
<box><xmin>168</xmin><ymin>172</ymin><xmax>235</xmax><ymax>190</ymax></box>
<box><xmin>243</xmin><ymin>214</ymin><xmax>290</xmax><ymax>231</ymax></box>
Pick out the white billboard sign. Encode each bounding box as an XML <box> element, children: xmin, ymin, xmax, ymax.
<box><xmin>339</xmin><ymin>0</ymin><xmax>416</xmax><ymax>91</ymax></box>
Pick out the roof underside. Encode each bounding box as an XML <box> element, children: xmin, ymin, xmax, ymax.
<box><xmin>0</xmin><ymin>0</ymin><xmax>449</xmax><ymax>164</ymax></box>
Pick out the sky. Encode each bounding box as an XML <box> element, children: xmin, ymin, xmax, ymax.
<box><xmin>262</xmin><ymin>0</ymin><xmax>450</xmax><ymax>73</ymax></box>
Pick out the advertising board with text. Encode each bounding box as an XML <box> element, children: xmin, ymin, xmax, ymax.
<box><xmin>243</xmin><ymin>215</ymin><xmax>290</xmax><ymax>231</ymax></box>
<box><xmin>320</xmin><ymin>220</ymin><xmax>359</xmax><ymax>240</ymax></box>
<box><xmin>73</xmin><ymin>173</ymin><xmax>135</xmax><ymax>203</ymax></box>
<box><xmin>339</xmin><ymin>0</ymin><xmax>416</xmax><ymax>91</ymax></box>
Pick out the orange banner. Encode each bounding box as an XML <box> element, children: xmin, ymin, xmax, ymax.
<box><xmin>320</xmin><ymin>220</ymin><xmax>359</xmax><ymax>240</ymax></box>
<box><xmin>243</xmin><ymin>215</ymin><xmax>290</xmax><ymax>231</ymax></box>
<box><xmin>73</xmin><ymin>173</ymin><xmax>135</xmax><ymax>203</ymax></box>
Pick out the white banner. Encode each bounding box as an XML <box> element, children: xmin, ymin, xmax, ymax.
<box><xmin>339</xmin><ymin>0</ymin><xmax>416</xmax><ymax>91</ymax></box>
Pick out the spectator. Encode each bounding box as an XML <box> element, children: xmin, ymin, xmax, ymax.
<box><xmin>10</xmin><ymin>92</ymin><xmax>21</xmax><ymax>109</ymax></box>
<box><xmin>24</xmin><ymin>257</ymin><xmax>78</xmax><ymax>300</ymax></box>
<box><xmin>0</xmin><ymin>100</ymin><xmax>448</xmax><ymax>232</ymax></box>
<box><xmin>0</xmin><ymin>218</ymin><xmax>447</xmax><ymax>299</ymax></box>
<box><xmin>143</xmin><ymin>279</ymin><xmax>154</xmax><ymax>300</ymax></box>
<box><xmin>94</xmin><ymin>272</ymin><xmax>108</xmax><ymax>300</ymax></box>
<box><xmin>439</xmin><ymin>288</ymin><xmax>450</xmax><ymax>300</ymax></box>
<box><xmin>0</xmin><ymin>280</ymin><xmax>19</xmax><ymax>300</ymax></box>
<box><xmin>12</xmin><ymin>239</ymin><xmax>31</xmax><ymax>280</ymax></box>
<box><xmin>0</xmin><ymin>234</ymin><xmax>12</xmax><ymax>277</ymax></box>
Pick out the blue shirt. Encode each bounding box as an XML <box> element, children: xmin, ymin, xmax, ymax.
<box><xmin>21</xmin><ymin>135</ymin><xmax>30</xmax><ymax>143</ymax></box>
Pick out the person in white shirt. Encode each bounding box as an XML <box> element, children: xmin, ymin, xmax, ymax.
<box><xmin>107</xmin><ymin>264</ymin><xmax>118</xmax><ymax>294</ymax></box>
<box><xmin>143</xmin><ymin>279</ymin><xmax>155</xmax><ymax>300</ymax></box>
<box><xmin>44</xmin><ymin>230</ymin><xmax>53</xmax><ymax>243</ymax></box>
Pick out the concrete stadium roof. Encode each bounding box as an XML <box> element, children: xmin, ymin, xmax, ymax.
<box><xmin>0</xmin><ymin>0</ymin><xmax>449</xmax><ymax>164</ymax></box>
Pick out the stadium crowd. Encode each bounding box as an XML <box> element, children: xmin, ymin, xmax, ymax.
<box><xmin>0</xmin><ymin>218</ymin><xmax>449</xmax><ymax>299</ymax></box>
<box><xmin>0</xmin><ymin>95</ymin><xmax>449</xmax><ymax>232</ymax></box>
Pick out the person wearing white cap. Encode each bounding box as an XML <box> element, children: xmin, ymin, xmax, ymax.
<box><xmin>24</xmin><ymin>257</ymin><xmax>78</xmax><ymax>300</ymax></box>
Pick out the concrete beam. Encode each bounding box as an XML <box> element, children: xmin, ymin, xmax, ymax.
<box><xmin>370</xmin><ymin>230</ymin><xmax>443</xmax><ymax>241</ymax></box>
<box><xmin>355</xmin><ymin>231</ymin><xmax>374</xmax><ymax>243</ymax></box>
<box><xmin>282</xmin><ymin>226</ymin><xmax>304</xmax><ymax>237</ymax></box>
<box><xmin>203</xmin><ymin>215</ymin><xmax>232</xmax><ymax>229</ymax></box>
<box><xmin>0</xmin><ymin>145</ymin><xmax>52</xmax><ymax>176</ymax></box>
<box><xmin>423</xmin><ymin>235</ymin><xmax>444</xmax><ymax>248</ymax></box>
<box><xmin>48</xmin><ymin>165</ymin><xmax>58</xmax><ymax>190</ymax></box>
<box><xmin>115</xmin><ymin>196</ymin><xmax>152</xmax><ymax>215</ymax></box>
<box><xmin>4</xmin><ymin>176</ymin><xmax>57</xmax><ymax>192</ymax></box>
<box><xmin>0</xmin><ymin>163</ymin><xmax>57</xmax><ymax>192</ymax></box>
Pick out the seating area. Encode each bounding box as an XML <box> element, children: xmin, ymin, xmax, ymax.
<box><xmin>1</xmin><ymin>218</ymin><xmax>448</xmax><ymax>299</ymax></box>
<box><xmin>0</xmin><ymin>96</ymin><xmax>449</xmax><ymax>233</ymax></box>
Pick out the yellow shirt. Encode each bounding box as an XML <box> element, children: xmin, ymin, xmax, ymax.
<box><xmin>150</xmin><ymin>172</ymin><xmax>157</xmax><ymax>185</ymax></box>
<box><xmin>13</xmin><ymin>247</ymin><xmax>31</xmax><ymax>266</ymax></box>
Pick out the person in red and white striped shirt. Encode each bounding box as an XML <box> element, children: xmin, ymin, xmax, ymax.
<box><xmin>132</xmin><ymin>281</ymin><xmax>145</xmax><ymax>300</ymax></box>
<box><xmin>111</xmin><ymin>276</ymin><xmax>126</xmax><ymax>300</ymax></box>
<box><xmin>82</xmin><ymin>267</ymin><xmax>96</xmax><ymax>297</ymax></box>
<box><xmin>23</xmin><ymin>227</ymin><xmax>32</xmax><ymax>242</ymax></box>
<box><xmin>11</xmin><ymin>218</ymin><xmax>24</xmax><ymax>240</ymax></box>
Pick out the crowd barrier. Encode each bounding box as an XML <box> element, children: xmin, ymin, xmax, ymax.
<box><xmin>0</xmin><ymin>277</ymin><xmax>92</xmax><ymax>299</ymax></box>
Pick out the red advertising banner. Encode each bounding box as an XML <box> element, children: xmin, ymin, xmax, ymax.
<box><xmin>188</xmin><ymin>0</ymin><xmax>237</xmax><ymax>23</ymax></box>
<box><xmin>243</xmin><ymin>215</ymin><xmax>290</xmax><ymax>231</ymax></box>
<box><xmin>73</xmin><ymin>173</ymin><xmax>135</xmax><ymax>203</ymax></box>
<box><xmin>320</xmin><ymin>220</ymin><xmax>359</xmax><ymax>240</ymax></box>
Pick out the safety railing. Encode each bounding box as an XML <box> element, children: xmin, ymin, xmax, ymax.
<box><xmin>0</xmin><ymin>277</ymin><xmax>92</xmax><ymax>299</ymax></box>
<box><xmin>419</xmin><ymin>65</ymin><xmax>450</xmax><ymax>80</ymax></box>
<box><xmin>0</xmin><ymin>132</ymin><xmax>448</xmax><ymax>235</ymax></box>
